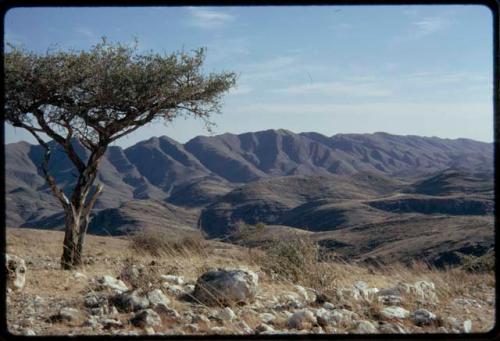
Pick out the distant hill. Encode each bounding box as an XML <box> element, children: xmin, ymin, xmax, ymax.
<box><xmin>5</xmin><ymin>130</ymin><xmax>493</xmax><ymax>231</ymax></box>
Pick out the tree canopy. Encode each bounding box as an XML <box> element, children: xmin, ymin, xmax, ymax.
<box><xmin>4</xmin><ymin>38</ymin><xmax>237</xmax><ymax>269</ymax></box>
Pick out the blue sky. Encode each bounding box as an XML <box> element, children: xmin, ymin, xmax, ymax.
<box><xmin>4</xmin><ymin>5</ymin><xmax>493</xmax><ymax>147</ymax></box>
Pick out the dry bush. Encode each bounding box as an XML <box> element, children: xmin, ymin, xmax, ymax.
<box><xmin>128</xmin><ymin>228</ymin><xmax>208</xmax><ymax>258</ymax></box>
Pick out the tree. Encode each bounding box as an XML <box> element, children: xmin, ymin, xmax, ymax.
<box><xmin>4</xmin><ymin>39</ymin><xmax>237</xmax><ymax>269</ymax></box>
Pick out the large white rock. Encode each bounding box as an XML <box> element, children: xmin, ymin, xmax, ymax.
<box><xmin>380</xmin><ymin>306</ymin><xmax>410</xmax><ymax>320</ymax></box>
<box><xmin>6</xmin><ymin>254</ymin><xmax>26</xmax><ymax>292</ymax></box>
<box><xmin>193</xmin><ymin>268</ymin><xmax>258</xmax><ymax>306</ymax></box>
<box><xmin>147</xmin><ymin>289</ymin><xmax>170</xmax><ymax>309</ymax></box>
<box><xmin>94</xmin><ymin>275</ymin><xmax>129</xmax><ymax>293</ymax></box>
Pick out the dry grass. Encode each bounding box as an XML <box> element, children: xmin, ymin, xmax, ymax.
<box><xmin>6</xmin><ymin>228</ymin><xmax>495</xmax><ymax>335</ymax></box>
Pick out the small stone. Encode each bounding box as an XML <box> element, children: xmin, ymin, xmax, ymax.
<box><xmin>294</xmin><ymin>285</ymin><xmax>309</xmax><ymax>301</ymax></box>
<box><xmin>217</xmin><ymin>307</ymin><xmax>236</xmax><ymax>321</ymax></box>
<box><xmin>5</xmin><ymin>254</ymin><xmax>27</xmax><ymax>292</ymax></box>
<box><xmin>237</xmin><ymin>321</ymin><xmax>253</xmax><ymax>334</ymax></box>
<box><xmin>73</xmin><ymin>272</ymin><xmax>87</xmax><ymax>280</ymax></box>
<box><xmin>379</xmin><ymin>321</ymin><xmax>407</xmax><ymax>333</ymax></box>
<box><xmin>355</xmin><ymin>320</ymin><xmax>378</xmax><ymax>333</ymax></box>
<box><xmin>210</xmin><ymin>326</ymin><xmax>227</xmax><ymax>334</ymax></box>
<box><xmin>144</xmin><ymin>326</ymin><xmax>155</xmax><ymax>335</ymax></box>
<box><xmin>130</xmin><ymin>309</ymin><xmax>161</xmax><ymax>328</ymax></box>
<box><xmin>160</xmin><ymin>275</ymin><xmax>184</xmax><ymax>285</ymax></box>
<box><xmin>411</xmin><ymin>309</ymin><xmax>437</xmax><ymax>326</ymax></box>
<box><xmin>94</xmin><ymin>275</ymin><xmax>129</xmax><ymax>293</ymax></box>
<box><xmin>113</xmin><ymin>290</ymin><xmax>150</xmax><ymax>312</ymax></box>
<box><xmin>323</xmin><ymin>302</ymin><xmax>335</xmax><ymax>310</ymax></box>
<box><xmin>101</xmin><ymin>318</ymin><xmax>123</xmax><ymax>329</ymax></box>
<box><xmin>287</xmin><ymin>309</ymin><xmax>316</xmax><ymax>329</ymax></box>
<box><xmin>147</xmin><ymin>289</ymin><xmax>170</xmax><ymax>309</ymax></box>
<box><xmin>259</xmin><ymin>313</ymin><xmax>276</xmax><ymax>324</ymax></box>
<box><xmin>256</xmin><ymin>323</ymin><xmax>275</xmax><ymax>333</ymax></box>
<box><xmin>380</xmin><ymin>306</ymin><xmax>410</xmax><ymax>320</ymax></box>
<box><xmin>57</xmin><ymin>307</ymin><xmax>83</xmax><ymax>323</ymax></box>
<box><xmin>184</xmin><ymin>324</ymin><xmax>199</xmax><ymax>333</ymax></box>
<box><xmin>22</xmin><ymin>329</ymin><xmax>36</xmax><ymax>336</ymax></box>
<box><xmin>463</xmin><ymin>319</ymin><xmax>472</xmax><ymax>333</ymax></box>
<box><xmin>437</xmin><ymin>326</ymin><xmax>448</xmax><ymax>333</ymax></box>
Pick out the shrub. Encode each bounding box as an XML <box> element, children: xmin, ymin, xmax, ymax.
<box><xmin>128</xmin><ymin>228</ymin><xmax>207</xmax><ymax>257</ymax></box>
<box><xmin>260</xmin><ymin>237</ymin><xmax>319</xmax><ymax>283</ymax></box>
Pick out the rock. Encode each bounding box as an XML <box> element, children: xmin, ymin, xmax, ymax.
<box><xmin>130</xmin><ymin>309</ymin><xmax>161</xmax><ymax>328</ymax></box>
<box><xmin>323</xmin><ymin>302</ymin><xmax>335</xmax><ymax>310</ymax></box>
<box><xmin>294</xmin><ymin>285</ymin><xmax>310</xmax><ymax>301</ymax></box>
<box><xmin>155</xmin><ymin>305</ymin><xmax>180</xmax><ymax>319</ymax></box>
<box><xmin>453</xmin><ymin>298</ymin><xmax>482</xmax><ymax>308</ymax></box>
<box><xmin>119</xmin><ymin>264</ymin><xmax>144</xmax><ymax>285</ymax></box>
<box><xmin>259</xmin><ymin>313</ymin><xmax>276</xmax><ymax>324</ymax></box>
<box><xmin>437</xmin><ymin>326</ymin><xmax>448</xmax><ymax>333</ymax></box>
<box><xmin>315</xmin><ymin>292</ymin><xmax>333</xmax><ymax>305</ymax></box>
<box><xmin>191</xmin><ymin>315</ymin><xmax>210</xmax><ymax>324</ymax></box>
<box><xmin>355</xmin><ymin>320</ymin><xmax>378</xmax><ymax>333</ymax></box>
<box><xmin>256</xmin><ymin>323</ymin><xmax>275</xmax><ymax>333</ymax></box>
<box><xmin>278</xmin><ymin>292</ymin><xmax>303</xmax><ymax>309</ymax></box>
<box><xmin>184</xmin><ymin>324</ymin><xmax>199</xmax><ymax>333</ymax></box>
<box><xmin>331</xmin><ymin>308</ymin><xmax>359</xmax><ymax>325</ymax></box>
<box><xmin>51</xmin><ymin>307</ymin><xmax>84</xmax><ymax>324</ymax></box>
<box><xmin>144</xmin><ymin>326</ymin><xmax>155</xmax><ymax>335</ymax></box>
<box><xmin>378</xmin><ymin>294</ymin><xmax>403</xmax><ymax>305</ymax></box>
<box><xmin>73</xmin><ymin>272</ymin><xmax>87</xmax><ymax>280</ymax></box>
<box><xmin>84</xmin><ymin>292</ymin><xmax>109</xmax><ymax>309</ymax></box>
<box><xmin>193</xmin><ymin>268</ymin><xmax>258</xmax><ymax>306</ymax></box>
<box><xmin>287</xmin><ymin>309</ymin><xmax>316</xmax><ymax>329</ymax></box>
<box><xmin>210</xmin><ymin>326</ymin><xmax>228</xmax><ymax>334</ymax></box>
<box><xmin>379</xmin><ymin>321</ymin><xmax>407</xmax><ymax>333</ymax></box>
<box><xmin>217</xmin><ymin>307</ymin><xmax>236</xmax><ymax>321</ymax></box>
<box><xmin>463</xmin><ymin>319</ymin><xmax>472</xmax><ymax>333</ymax></box>
<box><xmin>21</xmin><ymin>328</ymin><xmax>36</xmax><ymax>336</ymax></box>
<box><xmin>314</xmin><ymin>308</ymin><xmax>332</xmax><ymax>327</ymax></box>
<box><xmin>184</xmin><ymin>284</ymin><xmax>195</xmax><ymax>292</ymax></box>
<box><xmin>380</xmin><ymin>306</ymin><xmax>410</xmax><ymax>320</ymax></box>
<box><xmin>446</xmin><ymin>317</ymin><xmax>461</xmax><ymax>329</ymax></box>
<box><xmin>147</xmin><ymin>289</ymin><xmax>170</xmax><ymax>309</ymax></box>
<box><xmin>411</xmin><ymin>309</ymin><xmax>437</xmax><ymax>326</ymax></box>
<box><xmin>237</xmin><ymin>321</ymin><xmax>253</xmax><ymax>334</ymax></box>
<box><xmin>94</xmin><ymin>275</ymin><xmax>129</xmax><ymax>293</ymax></box>
<box><xmin>160</xmin><ymin>275</ymin><xmax>184</xmax><ymax>285</ymax></box>
<box><xmin>83</xmin><ymin>316</ymin><xmax>99</xmax><ymax>328</ymax></box>
<box><xmin>5</xmin><ymin>254</ymin><xmax>26</xmax><ymax>292</ymax></box>
<box><xmin>161</xmin><ymin>283</ymin><xmax>185</xmax><ymax>296</ymax></box>
<box><xmin>354</xmin><ymin>281</ymin><xmax>368</xmax><ymax>291</ymax></box>
<box><xmin>101</xmin><ymin>318</ymin><xmax>123</xmax><ymax>329</ymax></box>
<box><xmin>112</xmin><ymin>290</ymin><xmax>150</xmax><ymax>312</ymax></box>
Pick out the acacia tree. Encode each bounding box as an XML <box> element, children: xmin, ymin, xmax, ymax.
<box><xmin>4</xmin><ymin>39</ymin><xmax>236</xmax><ymax>269</ymax></box>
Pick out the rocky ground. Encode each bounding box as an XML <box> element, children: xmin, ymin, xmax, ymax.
<box><xmin>5</xmin><ymin>228</ymin><xmax>495</xmax><ymax>336</ymax></box>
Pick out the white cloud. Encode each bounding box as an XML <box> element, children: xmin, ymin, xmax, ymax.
<box><xmin>411</xmin><ymin>16</ymin><xmax>449</xmax><ymax>37</ymax></box>
<box><xmin>275</xmin><ymin>81</ymin><xmax>392</xmax><ymax>97</ymax></box>
<box><xmin>75</xmin><ymin>26</ymin><xmax>95</xmax><ymax>39</ymax></box>
<box><xmin>187</xmin><ymin>7</ymin><xmax>234</xmax><ymax>29</ymax></box>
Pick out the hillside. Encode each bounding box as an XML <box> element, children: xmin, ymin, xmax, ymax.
<box><xmin>5</xmin><ymin>130</ymin><xmax>493</xmax><ymax>229</ymax></box>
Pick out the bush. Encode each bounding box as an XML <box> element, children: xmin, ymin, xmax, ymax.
<box><xmin>128</xmin><ymin>228</ymin><xmax>207</xmax><ymax>257</ymax></box>
<box><xmin>260</xmin><ymin>237</ymin><xmax>319</xmax><ymax>282</ymax></box>
<box><xmin>460</xmin><ymin>250</ymin><xmax>495</xmax><ymax>273</ymax></box>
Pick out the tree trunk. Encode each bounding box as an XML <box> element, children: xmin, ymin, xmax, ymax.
<box><xmin>61</xmin><ymin>207</ymin><xmax>83</xmax><ymax>269</ymax></box>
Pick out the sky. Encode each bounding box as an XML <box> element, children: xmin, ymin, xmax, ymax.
<box><xmin>4</xmin><ymin>5</ymin><xmax>494</xmax><ymax>147</ymax></box>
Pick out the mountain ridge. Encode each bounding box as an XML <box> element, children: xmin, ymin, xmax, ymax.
<box><xmin>6</xmin><ymin>129</ymin><xmax>494</xmax><ymax>229</ymax></box>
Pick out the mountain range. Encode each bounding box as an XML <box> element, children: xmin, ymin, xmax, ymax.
<box><xmin>5</xmin><ymin>129</ymin><xmax>494</xmax><ymax>267</ymax></box>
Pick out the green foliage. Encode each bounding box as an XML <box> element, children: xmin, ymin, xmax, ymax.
<box><xmin>4</xmin><ymin>38</ymin><xmax>237</xmax><ymax>146</ymax></box>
